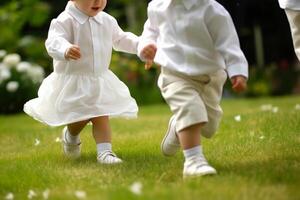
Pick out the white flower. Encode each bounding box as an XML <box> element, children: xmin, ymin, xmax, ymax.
<box><xmin>34</xmin><ymin>138</ymin><xmax>40</xmax><ymax>146</ymax></box>
<box><xmin>0</xmin><ymin>67</ymin><xmax>11</xmax><ymax>83</ymax></box>
<box><xmin>42</xmin><ymin>189</ymin><xmax>50</xmax><ymax>199</ymax></box>
<box><xmin>16</xmin><ymin>61</ymin><xmax>32</xmax><ymax>72</ymax></box>
<box><xmin>129</xmin><ymin>181</ymin><xmax>143</xmax><ymax>195</ymax></box>
<box><xmin>27</xmin><ymin>65</ymin><xmax>45</xmax><ymax>83</ymax></box>
<box><xmin>234</xmin><ymin>115</ymin><xmax>241</xmax><ymax>122</ymax></box>
<box><xmin>6</xmin><ymin>81</ymin><xmax>19</xmax><ymax>93</ymax></box>
<box><xmin>28</xmin><ymin>190</ymin><xmax>37</xmax><ymax>199</ymax></box>
<box><xmin>3</xmin><ymin>53</ymin><xmax>21</xmax><ymax>67</ymax></box>
<box><xmin>75</xmin><ymin>190</ymin><xmax>86</xmax><ymax>199</ymax></box>
<box><xmin>5</xmin><ymin>192</ymin><xmax>14</xmax><ymax>200</ymax></box>
<box><xmin>0</xmin><ymin>50</ymin><xmax>7</xmax><ymax>58</ymax></box>
<box><xmin>295</xmin><ymin>104</ymin><xmax>300</xmax><ymax>110</ymax></box>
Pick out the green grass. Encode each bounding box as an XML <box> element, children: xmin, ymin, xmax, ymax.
<box><xmin>0</xmin><ymin>96</ymin><xmax>300</xmax><ymax>200</ymax></box>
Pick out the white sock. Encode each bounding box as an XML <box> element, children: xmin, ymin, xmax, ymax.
<box><xmin>97</xmin><ymin>143</ymin><xmax>112</xmax><ymax>155</ymax></box>
<box><xmin>183</xmin><ymin>145</ymin><xmax>204</xmax><ymax>161</ymax></box>
<box><xmin>65</xmin><ymin>128</ymin><xmax>80</xmax><ymax>144</ymax></box>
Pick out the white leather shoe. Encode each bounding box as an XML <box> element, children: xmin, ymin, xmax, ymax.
<box><xmin>97</xmin><ymin>150</ymin><xmax>123</xmax><ymax>164</ymax></box>
<box><xmin>161</xmin><ymin>116</ymin><xmax>181</xmax><ymax>156</ymax></box>
<box><xmin>183</xmin><ymin>156</ymin><xmax>217</xmax><ymax>178</ymax></box>
<box><xmin>62</xmin><ymin>127</ymin><xmax>81</xmax><ymax>158</ymax></box>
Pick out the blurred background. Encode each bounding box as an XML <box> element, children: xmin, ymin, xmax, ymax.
<box><xmin>0</xmin><ymin>0</ymin><xmax>299</xmax><ymax>114</ymax></box>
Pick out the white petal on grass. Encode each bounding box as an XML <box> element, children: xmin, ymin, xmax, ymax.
<box><xmin>129</xmin><ymin>181</ymin><xmax>143</xmax><ymax>195</ymax></box>
<box><xmin>259</xmin><ymin>135</ymin><xmax>265</xmax><ymax>140</ymax></box>
<box><xmin>75</xmin><ymin>190</ymin><xmax>86</xmax><ymax>199</ymax></box>
<box><xmin>295</xmin><ymin>104</ymin><xmax>300</xmax><ymax>110</ymax></box>
<box><xmin>55</xmin><ymin>137</ymin><xmax>62</xmax><ymax>143</ymax></box>
<box><xmin>260</xmin><ymin>104</ymin><xmax>273</xmax><ymax>111</ymax></box>
<box><xmin>42</xmin><ymin>189</ymin><xmax>50</xmax><ymax>199</ymax></box>
<box><xmin>5</xmin><ymin>192</ymin><xmax>14</xmax><ymax>200</ymax></box>
<box><xmin>272</xmin><ymin>107</ymin><xmax>279</xmax><ymax>113</ymax></box>
<box><xmin>234</xmin><ymin>115</ymin><xmax>241</xmax><ymax>122</ymax></box>
<box><xmin>34</xmin><ymin>138</ymin><xmax>40</xmax><ymax>146</ymax></box>
<box><xmin>6</xmin><ymin>81</ymin><xmax>19</xmax><ymax>92</ymax></box>
<box><xmin>28</xmin><ymin>190</ymin><xmax>37</xmax><ymax>199</ymax></box>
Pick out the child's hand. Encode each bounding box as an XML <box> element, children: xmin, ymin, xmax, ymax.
<box><xmin>140</xmin><ymin>44</ymin><xmax>157</xmax><ymax>70</ymax></box>
<box><xmin>230</xmin><ymin>75</ymin><xmax>247</xmax><ymax>93</ymax></box>
<box><xmin>65</xmin><ymin>45</ymin><xmax>81</xmax><ymax>60</ymax></box>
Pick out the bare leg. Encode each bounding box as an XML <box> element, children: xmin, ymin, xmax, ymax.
<box><xmin>90</xmin><ymin>116</ymin><xmax>111</xmax><ymax>144</ymax></box>
<box><xmin>67</xmin><ymin>120</ymin><xmax>90</xmax><ymax>136</ymax></box>
<box><xmin>90</xmin><ymin>116</ymin><xmax>122</xmax><ymax>164</ymax></box>
<box><xmin>177</xmin><ymin>123</ymin><xmax>204</xmax><ymax>150</ymax></box>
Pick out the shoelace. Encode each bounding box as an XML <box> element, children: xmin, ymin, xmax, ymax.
<box><xmin>97</xmin><ymin>150</ymin><xmax>120</xmax><ymax>163</ymax></box>
<box><xmin>185</xmin><ymin>156</ymin><xmax>209</xmax><ymax>169</ymax></box>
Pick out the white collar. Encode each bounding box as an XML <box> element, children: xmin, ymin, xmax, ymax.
<box><xmin>182</xmin><ymin>0</ymin><xmax>198</xmax><ymax>10</ymax></box>
<box><xmin>66</xmin><ymin>1</ymin><xmax>103</xmax><ymax>24</ymax></box>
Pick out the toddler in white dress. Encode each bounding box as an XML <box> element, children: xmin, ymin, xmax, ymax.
<box><xmin>24</xmin><ymin>0</ymin><xmax>139</xmax><ymax>164</ymax></box>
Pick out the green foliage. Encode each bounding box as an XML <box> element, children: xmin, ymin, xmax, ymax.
<box><xmin>0</xmin><ymin>53</ymin><xmax>45</xmax><ymax>114</ymax></box>
<box><xmin>110</xmin><ymin>53</ymin><xmax>163</xmax><ymax>104</ymax></box>
<box><xmin>0</xmin><ymin>0</ymin><xmax>51</xmax><ymax>67</ymax></box>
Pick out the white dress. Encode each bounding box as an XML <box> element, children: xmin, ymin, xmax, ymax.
<box><xmin>24</xmin><ymin>2</ymin><xmax>139</xmax><ymax>126</ymax></box>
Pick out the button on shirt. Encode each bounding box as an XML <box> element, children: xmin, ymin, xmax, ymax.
<box><xmin>138</xmin><ymin>0</ymin><xmax>248</xmax><ymax>78</ymax></box>
<box><xmin>278</xmin><ymin>0</ymin><xmax>300</xmax><ymax>10</ymax></box>
<box><xmin>46</xmin><ymin>1</ymin><xmax>139</xmax><ymax>76</ymax></box>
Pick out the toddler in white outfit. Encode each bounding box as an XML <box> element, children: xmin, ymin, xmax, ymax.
<box><xmin>24</xmin><ymin>0</ymin><xmax>139</xmax><ymax>164</ymax></box>
<box><xmin>279</xmin><ymin>0</ymin><xmax>300</xmax><ymax>61</ymax></box>
<box><xmin>139</xmin><ymin>0</ymin><xmax>248</xmax><ymax>177</ymax></box>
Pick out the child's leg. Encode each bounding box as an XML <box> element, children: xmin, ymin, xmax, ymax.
<box><xmin>177</xmin><ymin>123</ymin><xmax>203</xmax><ymax>149</ymax></box>
<box><xmin>90</xmin><ymin>116</ymin><xmax>111</xmax><ymax>143</ymax></box>
<box><xmin>66</xmin><ymin>120</ymin><xmax>90</xmax><ymax>143</ymax></box>
<box><xmin>62</xmin><ymin>120</ymin><xmax>89</xmax><ymax>158</ymax></box>
<box><xmin>90</xmin><ymin>116</ymin><xmax>122</xmax><ymax>164</ymax></box>
<box><xmin>177</xmin><ymin>123</ymin><xmax>216</xmax><ymax>177</ymax></box>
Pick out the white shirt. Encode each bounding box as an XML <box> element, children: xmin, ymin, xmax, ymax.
<box><xmin>138</xmin><ymin>0</ymin><xmax>248</xmax><ymax>78</ymax></box>
<box><xmin>278</xmin><ymin>0</ymin><xmax>300</xmax><ymax>10</ymax></box>
<box><xmin>46</xmin><ymin>1</ymin><xmax>139</xmax><ymax>76</ymax></box>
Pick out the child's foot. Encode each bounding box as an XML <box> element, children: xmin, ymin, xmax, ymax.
<box><xmin>183</xmin><ymin>156</ymin><xmax>217</xmax><ymax>178</ymax></box>
<box><xmin>161</xmin><ymin>116</ymin><xmax>180</xmax><ymax>156</ymax></box>
<box><xmin>62</xmin><ymin>127</ymin><xmax>81</xmax><ymax>158</ymax></box>
<box><xmin>97</xmin><ymin>150</ymin><xmax>123</xmax><ymax>164</ymax></box>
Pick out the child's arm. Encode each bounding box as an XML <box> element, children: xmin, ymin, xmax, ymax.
<box><xmin>65</xmin><ymin>45</ymin><xmax>81</xmax><ymax>60</ymax></box>
<box><xmin>111</xmin><ymin>18</ymin><xmax>139</xmax><ymax>54</ymax></box>
<box><xmin>230</xmin><ymin>75</ymin><xmax>247</xmax><ymax>93</ymax></box>
<box><xmin>206</xmin><ymin>5</ymin><xmax>248</xmax><ymax>92</ymax></box>
<box><xmin>45</xmin><ymin>19</ymin><xmax>74</xmax><ymax>60</ymax></box>
<box><xmin>138</xmin><ymin>19</ymin><xmax>159</xmax><ymax>69</ymax></box>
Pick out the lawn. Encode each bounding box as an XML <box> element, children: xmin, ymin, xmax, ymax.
<box><xmin>0</xmin><ymin>96</ymin><xmax>300</xmax><ymax>200</ymax></box>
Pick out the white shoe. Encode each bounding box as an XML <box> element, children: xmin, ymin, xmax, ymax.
<box><xmin>97</xmin><ymin>150</ymin><xmax>123</xmax><ymax>164</ymax></box>
<box><xmin>183</xmin><ymin>156</ymin><xmax>217</xmax><ymax>178</ymax></box>
<box><xmin>161</xmin><ymin>116</ymin><xmax>180</xmax><ymax>156</ymax></box>
<box><xmin>62</xmin><ymin>127</ymin><xmax>81</xmax><ymax>158</ymax></box>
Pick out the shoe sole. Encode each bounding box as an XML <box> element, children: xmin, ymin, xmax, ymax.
<box><xmin>183</xmin><ymin>170</ymin><xmax>217</xmax><ymax>179</ymax></box>
<box><xmin>161</xmin><ymin>116</ymin><xmax>178</xmax><ymax>156</ymax></box>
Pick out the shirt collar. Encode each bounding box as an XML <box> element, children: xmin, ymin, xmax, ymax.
<box><xmin>65</xmin><ymin>1</ymin><xmax>103</xmax><ymax>24</ymax></box>
<box><xmin>182</xmin><ymin>0</ymin><xmax>198</xmax><ymax>10</ymax></box>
